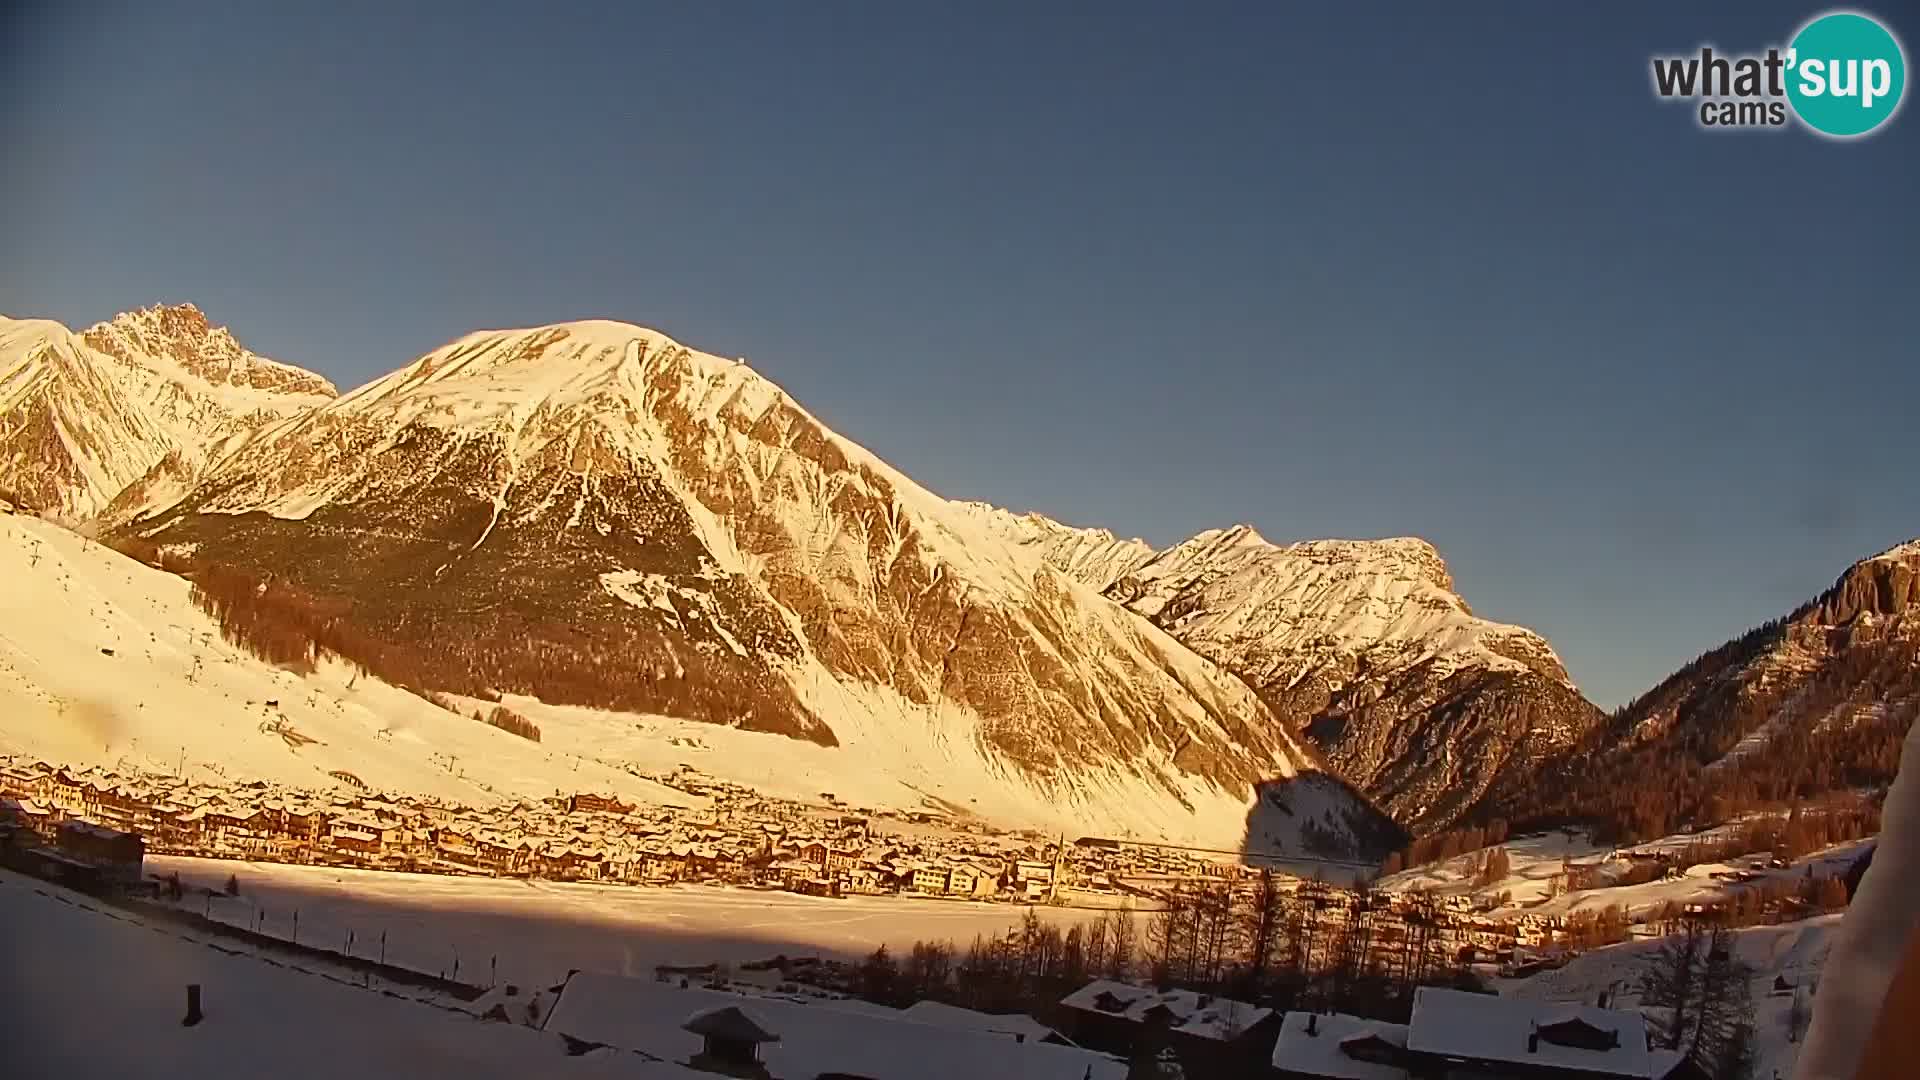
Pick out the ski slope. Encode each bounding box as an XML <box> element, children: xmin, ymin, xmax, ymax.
<box><xmin>0</xmin><ymin>512</ymin><xmax>703</xmax><ymax>810</ymax></box>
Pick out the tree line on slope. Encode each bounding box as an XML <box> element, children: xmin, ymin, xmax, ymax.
<box><xmin>1380</xmin><ymin>820</ymin><xmax>1512</xmax><ymax>877</ymax></box>
<box><xmin>107</xmin><ymin>538</ymin><xmax>820</xmax><ymax>743</ymax></box>
<box><xmin>1487</xmin><ymin>626</ymin><xmax>1914</xmax><ymax>845</ymax></box>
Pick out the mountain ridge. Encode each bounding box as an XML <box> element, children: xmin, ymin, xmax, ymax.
<box><xmin>1495</xmin><ymin>537</ymin><xmax>1920</xmax><ymax>841</ymax></box>
<box><xmin>9</xmin><ymin>303</ymin><xmax>1908</xmax><ymax>851</ymax></box>
<box><xmin>87</xmin><ymin>315</ymin><xmax>1395</xmax><ymax>852</ymax></box>
<box><xmin>0</xmin><ymin>305</ymin><xmax>334</xmax><ymax>521</ymax></box>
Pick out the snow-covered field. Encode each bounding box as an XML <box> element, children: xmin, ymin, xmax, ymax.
<box><xmin>0</xmin><ymin>868</ymin><xmax>698</xmax><ymax>1079</ymax></box>
<box><xmin>151</xmin><ymin>854</ymin><xmax>1099</xmax><ymax>991</ymax></box>
<box><xmin>1499</xmin><ymin>916</ymin><xmax>1840</xmax><ymax>1080</ymax></box>
<box><xmin>1378</xmin><ymin>826</ymin><xmax>1870</xmax><ymax>924</ymax></box>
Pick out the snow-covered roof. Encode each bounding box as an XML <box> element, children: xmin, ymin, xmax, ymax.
<box><xmin>1404</xmin><ymin>988</ymin><xmax>1650</xmax><ymax>1078</ymax></box>
<box><xmin>546</xmin><ymin>971</ymin><xmax>1126</xmax><ymax>1080</ymax></box>
<box><xmin>1058</xmin><ymin>979</ymin><xmax>1271</xmax><ymax>1041</ymax></box>
<box><xmin>900</xmin><ymin>1000</ymin><xmax>1061</xmax><ymax>1043</ymax></box>
<box><xmin>1270</xmin><ymin>1012</ymin><xmax>1409</xmax><ymax>1079</ymax></box>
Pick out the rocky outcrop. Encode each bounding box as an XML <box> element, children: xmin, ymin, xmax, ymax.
<box><xmin>1091</xmin><ymin>525</ymin><xmax>1602</xmax><ymax>832</ymax></box>
<box><xmin>0</xmin><ymin>308</ymin><xmax>333</xmax><ymax>521</ymax></box>
<box><xmin>1819</xmin><ymin>542</ymin><xmax>1920</xmax><ymax>625</ymax></box>
<box><xmin>1498</xmin><ymin>539</ymin><xmax>1920</xmax><ymax>838</ymax></box>
<box><xmin>81</xmin><ymin>303</ymin><xmax>338</xmax><ymax>399</ymax></box>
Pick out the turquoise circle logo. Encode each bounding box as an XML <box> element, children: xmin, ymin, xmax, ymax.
<box><xmin>1786</xmin><ymin>11</ymin><xmax>1907</xmax><ymax>137</ymax></box>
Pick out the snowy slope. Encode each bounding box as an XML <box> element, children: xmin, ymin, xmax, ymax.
<box><xmin>92</xmin><ymin>319</ymin><xmax>1393</xmax><ymax>852</ymax></box>
<box><xmin>0</xmin><ymin>513</ymin><xmax>702</xmax><ymax>810</ymax></box>
<box><xmin>1376</xmin><ymin>824</ymin><xmax>1870</xmax><ymax>924</ymax></box>
<box><xmin>0</xmin><ymin>306</ymin><xmax>334</xmax><ymax>521</ymax></box>
<box><xmin>1503</xmin><ymin>916</ymin><xmax>1841</xmax><ymax>1080</ymax></box>
<box><xmin>1505</xmin><ymin>539</ymin><xmax>1920</xmax><ymax>834</ymax></box>
<box><xmin>953</xmin><ymin>501</ymin><xmax>1155</xmax><ymax>589</ymax></box>
<box><xmin>0</xmin><ymin>869</ymin><xmax>702</xmax><ymax>1080</ymax></box>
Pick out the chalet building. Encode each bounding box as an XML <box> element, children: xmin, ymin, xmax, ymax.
<box><xmin>1399</xmin><ymin>987</ymin><xmax>1652</xmax><ymax>1080</ymax></box>
<box><xmin>544</xmin><ymin>970</ymin><xmax>1127</xmax><ymax>1080</ymax></box>
<box><xmin>0</xmin><ymin>796</ymin><xmax>56</xmax><ymax>842</ymax></box>
<box><xmin>568</xmin><ymin>793</ymin><xmax>634</xmax><ymax>816</ymax></box>
<box><xmin>899</xmin><ymin>1000</ymin><xmax>1067</xmax><ymax>1045</ymax></box>
<box><xmin>330</xmin><ymin>824</ymin><xmax>384</xmax><ymax>857</ymax></box>
<box><xmin>54</xmin><ymin>820</ymin><xmax>146</xmax><ymax>885</ymax></box>
<box><xmin>1272</xmin><ymin>991</ymin><xmax>1656</xmax><ymax>1080</ymax></box>
<box><xmin>947</xmin><ymin>863</ymin><xmax>984</xmax><ymax>897</ymax></box>
<box><xmin>642</xmin><ymin>847</ymin><xmax>688</xmax><ymax>882</ymax></box>
<box><xmin>1057</xmin><ymin>979</ymin><xmax>1278</xmax><ymax>1076</ymax></box>
<box><xmin>909</xmin><ymin>863</ymin><xmax>952</xmax><ymax>893</ymax></box>
<box><xmin>1271</xmin><ymin>1011</ymin><xmax>1408</xmax><ymax>1080</ymax></box>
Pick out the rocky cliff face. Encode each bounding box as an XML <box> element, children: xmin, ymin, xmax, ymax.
<box><xmin>0</xmin><ymin>306</ymin><xmax>334</xmax><ymax>521</ymax></box>
<box><xmin>1612</xmin><ymin>539</ymin><xmax>1920</xmax><ymax>755</ymax></box>
<box><xmin>959</xmin><ymin>507</ymin><xmax>1604</xmax><ymax>833</ymax></box>
<box><xmin>115</xmin><ymin>320</ymin><xmax>1393</xmax><ymax>851</ymax></box>
<box><xmin>1104</xmin><ymin>526</ymin><xmax>1601</xmax><ymax>832</ymax></box>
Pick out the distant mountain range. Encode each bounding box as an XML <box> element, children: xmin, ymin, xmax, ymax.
<box><xmin>2</xmin><ymin>304</ymin><xmax>1911</xmax><ymax>850</ymax></box>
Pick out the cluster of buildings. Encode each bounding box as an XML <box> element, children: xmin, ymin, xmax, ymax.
<box><xmin>528</xmin><ymin>965</ymin><xmax>1695</xmax><ymax>1080</ymax></box>
<box><xmin>0</xmin><ymin>754</ymin><xmax>1589</xmax><ymax>975</ymax></box>
<box><xmin>0</xmin><ymin>756</ymin><xmax>1196</xmax><ymax>906</ymax></box>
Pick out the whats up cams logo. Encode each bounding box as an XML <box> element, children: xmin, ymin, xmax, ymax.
<box><xmin>1651</xmin><ymin>9</ymin><xmax>1907</xmax><ymax>137</ymax></box>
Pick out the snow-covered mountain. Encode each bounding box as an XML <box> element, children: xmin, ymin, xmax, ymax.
<box><xmin>955</xmin><ymin>501</ymin><xmax>1155</xmax><ymax>589</ymax></box>
<box><xmin>0</xmin><ymin>305</ymin><xmax>335</xmax><ymax>521</ymax></box>
<box><xmin>1102</xmin><ymin>526</ymin><xmax>1602</xmax><ymax>831</ymax></box>
<box><xmin>1498</xmin><ymin>539</ymin><xmax>1920</xmax><ymax>837</ymax></box>
<box><xmin>99</xmin><ymin>318</ymin><xmax>1395</xmax><ymax>852</ymax></box>
<box><xmin>1616</xmin><ymin>539</ymin><xmax>1919</xmax><ymax>755</ymax></box>
<box><xmin>960</xmin><ymin>507</ymin><xmax>1603</xmax><ymax>832</ymax></box>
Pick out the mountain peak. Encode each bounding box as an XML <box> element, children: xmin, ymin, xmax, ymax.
<box><xmin>1816</xmin><ymin>536</ymin><xmax>1920</xmax><ymax>626</ymax></box>
<box><xmin>83</xmin><ymin>303</ymin><xmax>337</xmax><ymax>399</ymax></box>
<box><xmin>119</xmin><ymin>301</ymin><xmax>211</xmax><ymax>336</ymax></box>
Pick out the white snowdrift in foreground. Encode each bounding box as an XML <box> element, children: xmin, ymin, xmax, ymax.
<box><xmin>0</xmin><ymin>868</ymin><xmax>697</xmax><ymax>1080</ymax></box>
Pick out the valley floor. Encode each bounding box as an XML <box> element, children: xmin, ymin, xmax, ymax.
<box><xmin>147</xmin><ymin>853</ymin><xmax>1098</xmax><ymax>991</ymax></box>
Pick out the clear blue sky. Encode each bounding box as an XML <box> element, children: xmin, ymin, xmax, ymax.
<box><xmin>3</xmin><ymin>4</ymin><xmax>1915</xmax><ymax>708</ymax></box>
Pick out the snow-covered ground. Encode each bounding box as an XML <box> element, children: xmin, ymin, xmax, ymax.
<box><xmin>1378</xmin><ymin>826</ymin><xmax>1870</xmax><ymax>924</ymax></box>
<box><xmin>150</xmin><ymin>854</ymin><xmax>1103</xmax><ymax>991</ymax></box>
<box><xmin>0</xmin><ymin>867</ymin><xmax>700</xmax><ymax>1079</ymax></box>
<box><xmin>1499</xmin><ymin>916</ymin><xmax>1840</xmax><ymax>1080</ymax></box>
<box><xmin>0</xmin><ymin>513</ymin><xmax>708</xmax><ymax>812</ymax></box>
